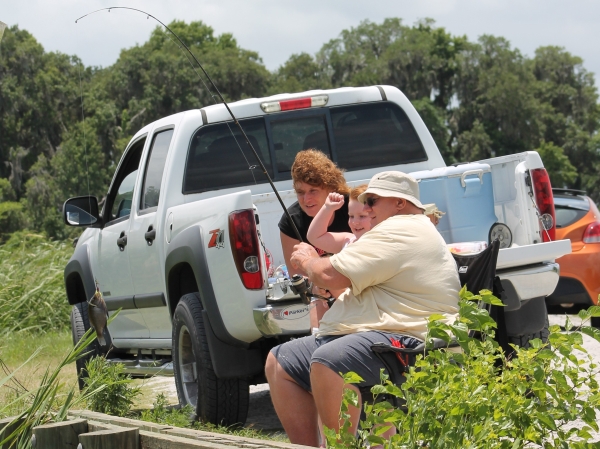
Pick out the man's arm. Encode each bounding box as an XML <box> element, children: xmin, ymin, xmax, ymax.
<box><xmin>290</xmin><ymin>243</ymin><xmax>351</xmax><ymax>290</ymax></box>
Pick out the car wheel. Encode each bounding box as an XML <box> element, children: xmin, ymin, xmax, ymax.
<box><xmin>172</xmin><ymin>292</ymin><xmax>249</xmax><ymax>426</ymax></box>
<box><xmin>508</xmin><ymin>315</ymin><xmax>550</xmax><ymax>349</ymax></box>
<box><xmin>71</xmin><ymin>301</ymin><xmax>101</xmax><ymax>391</ymax></box>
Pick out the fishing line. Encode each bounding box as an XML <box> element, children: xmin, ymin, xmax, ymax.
<box><xmin>76</xmin><ymin>7</ymin><xmax>301</xmax><ymax>241</ymax></box>
<box><xmin>76</xmin><ymin>26</ymin><xmax>93</xmax><ymax>223</ymax></box>
<box><xmin>157</xmin><ymin>27</ymin><xmax>258</xmax><ymax>185</ymax></box>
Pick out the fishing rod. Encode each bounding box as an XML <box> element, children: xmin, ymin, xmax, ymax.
<box><xmin>75</xmin><ymin>7</ymin><xmax>304</xmax><ymax>243</ymax></box>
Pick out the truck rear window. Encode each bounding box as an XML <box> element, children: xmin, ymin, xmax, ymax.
<box><xmin>184</xmin><ymin>118</ymin><xmax>273</xmax><ymax>194</ymax></box>
<box><xmin>183</xmin><ymin>101</ymin><xmax>428</xmax><ymax>193</ymax></box>
<box><xmin>331</xmin><ymin>103</ymin><xmax>427</xmax><ymax>170</ymax></box>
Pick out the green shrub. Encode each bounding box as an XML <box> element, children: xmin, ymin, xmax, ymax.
<box><xmin>82</xmin><ymin>356</ymin><xmax>141</xmax><ymax>417</ymax></box>
<box><xmin>0</xmin><ymin>179</ymin><xmax>16</xmax><ymax>202</ymax></box>
<box><xmin>326</xmin><ymin>288</ymin><xmax>600</xmax><ymax>448</ymax></box>
<box><xmin>140</xmin><ymin>393</ymin><xmax>194</xmax><ymax>428</ymax></box>
<box><xmin>0</xmin><ymin>232</ymin><xmax>72</xmax><ymax>334</ymax></box>
<box><xmin>0</xmin><ymin>201</ymin><xmax>27</xmax><ymax>240</ymax></box>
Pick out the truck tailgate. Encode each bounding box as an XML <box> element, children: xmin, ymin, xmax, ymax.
<box><xmin>497</xmin><ymin>239</ymin><xmax>571</xmax><ymax>270</ymax></box>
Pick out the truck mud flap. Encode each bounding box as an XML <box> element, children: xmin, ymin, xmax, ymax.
<box><xmin>202</xmin><ymin>310</ymin><xmax>263</xmax><ymax>379</ymax></box>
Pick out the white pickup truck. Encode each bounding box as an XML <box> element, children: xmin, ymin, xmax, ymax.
<box><xmin>63</xmin><ymin>85</ymin><xmax>571</xmax><ymax>425</ymax></box>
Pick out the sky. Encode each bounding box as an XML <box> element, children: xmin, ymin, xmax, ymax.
<box><xmin>2</xmin><ymin>0</ymin><xmax>600</xmax><ymax>81</ymax></box>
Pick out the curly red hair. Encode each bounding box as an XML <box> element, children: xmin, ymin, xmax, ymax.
<box><xmin>291</xmin><ymin>149</ymin><xmax>349</xmax><ymax>195</ymax></box>
<box><xmin>350</xmin><ymin>184</ymin><xmax>368</xmax><ymax>201</ymax></box>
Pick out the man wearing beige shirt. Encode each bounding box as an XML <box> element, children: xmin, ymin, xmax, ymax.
<box><xmin>265</xmin><ymin>171</ymin><xmax>461</xmax><ymax>446</ymax></box>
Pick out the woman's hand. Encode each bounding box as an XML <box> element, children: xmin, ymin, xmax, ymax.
<box><xmin>324</xmin><ymin>192</ymin><xmax>345</xmax><ymax>211</ymax></box>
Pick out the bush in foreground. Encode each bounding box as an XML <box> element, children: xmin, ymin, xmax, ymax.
<box><xmin>327</xmin><ymin>288</ymin><xmax>600</xmax><ymax>448</ymax></box>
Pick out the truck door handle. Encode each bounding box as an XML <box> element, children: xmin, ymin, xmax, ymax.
<box><xmin>145</xmin><ymin>225</ymin><xmax>156</xmax><ymax>246</ymax></box>
<box><xmin>117</xmin><ymin>231</ymin><xmax>127</xmax><ymax>251</ymax></box>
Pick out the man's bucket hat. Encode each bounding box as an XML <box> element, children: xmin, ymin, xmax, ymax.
<box><xmin>358</xmin><ymin>171</ymin><xmax>426</xmax><ymax>211</ymax></box>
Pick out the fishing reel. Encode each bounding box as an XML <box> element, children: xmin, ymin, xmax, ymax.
<box><xmin>289</xmin><ymin>274</ymin><xmax>312</xmax><ymax>305</ymax></box>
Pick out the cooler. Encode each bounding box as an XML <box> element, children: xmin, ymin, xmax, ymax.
<box><xmin>409</xmin><ymin>163</ymin><xmax>497</xmax><ymax>244</ymax></box>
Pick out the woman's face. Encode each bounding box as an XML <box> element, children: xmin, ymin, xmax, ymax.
<box><xmin>348</xmin><ymin>199</ymin><xmax>372</xmax><ymax>239</ymax></box>
<box><xmin>294</xmin><ymin>182</ymin><xmax>330</xmax><ymax>217</ymax></box>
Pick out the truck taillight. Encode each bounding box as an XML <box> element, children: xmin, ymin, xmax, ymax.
<box><xmin>229</xmin><ymin>209</ymin><xmax>263</xmax><ymax>289</ymax></box>
<box><xmin>583</xmin><ymin>222</ymin><xmax>600</xmax><ymax>244</ymax></box>
<box><xmin>531</xmin><ymin>168</ymin><xmax>556</xmax><ymax>242</ymax></box>
<box><xmin>260</xmin><ymin>95</ymin><xmax>328</xmax><ymax>113</ymax></box>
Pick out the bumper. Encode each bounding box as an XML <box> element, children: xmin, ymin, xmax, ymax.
<box><xmin>253</xmin><ymin>302</ymin><xmax>311</xmax><ymax>337</ymax></box>
<box><xmin>497</xmin><ymin>262</ymin><xmax>559</xmax><ymax>311</ymax></box>
<box><xmin>554</xmin><ymin>245</ymin><xmax>600</xmax><ymax>306</ymax></box>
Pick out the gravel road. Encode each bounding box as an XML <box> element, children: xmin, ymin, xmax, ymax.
<box><xmin>143</xmin><ymin>312</ymin><xmax>600</xmax><ymax>439</ymax></box>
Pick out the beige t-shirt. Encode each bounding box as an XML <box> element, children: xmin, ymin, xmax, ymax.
<box><xmin>317</xmin><ymin>214</ymin><xmax>460</xmax><ymax>340</ymax></box>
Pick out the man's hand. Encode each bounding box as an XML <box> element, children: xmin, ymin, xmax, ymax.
<box><xmin>290</xmin><ymin>242</ymin><xmax>319</xmax><ymax>271</ymax></box>
<box><xmin>324</xmin><ymin>192</ymin><xmax>345</xmax><ymax>211</ymax></box>
<box><xmin>291</xmin><ymin>242</ymin><xmax>351</xmax><ymax>291</ymax></box>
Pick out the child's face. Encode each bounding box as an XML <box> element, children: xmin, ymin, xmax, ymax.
<box><xmin>348</xmin><ymin>199</ymin><xmax>372</xmax><ymax>239</ymax></box>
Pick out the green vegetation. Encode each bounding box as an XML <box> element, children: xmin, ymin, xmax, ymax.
<box><xmin>82</xmin><ymin>356</ymin><xmax>142</xmax><ymax>417</ymax></box>
<box><xmin>0</xmin><ymin>232</ymin><xmax>73</xmax><ymax>334</ymax></box>
<box><xmin>0</xmin><ymin>323</ymin><xmax>104</xmax><ymax>449</ymax></box>
<box><xmin>1</xmin><ymin>18</ymin><xmax>600</xmax><ymax>239</ymax></box>
<box><xmin>326</xmin><ymin>288</ymin><xmax>600</xmax><ymax>448</ymax></box>
<box><xmin>139</xmin><ymin>393</ymin><xmax>289</xmax><ymax>442</ymax></box>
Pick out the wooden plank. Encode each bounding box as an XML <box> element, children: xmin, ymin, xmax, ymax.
<box><xmin>161</xmin><ymin>427</ymin><xmax>302</xmax><ymax>449</ymax></box>
<box><xmin>139</xmin><ymin>429</ymin><xmax>275</xmax><ymax>449</ymax></box>
<box><xmin>78</xmin><ymin>427</ymin><xmax>139</xmax><ymax>449</ymax></box>
<box><xmin>32</xmin><ymin>419</ymin><xmax>88</xmax><ymax>449</ymax></box>
<box><xmin>69</xmin><ymin>411</ymin><xmax>171</xmax><ymax>433</ymax></box>
<box><xmin>0</xmin><ymin>416</ymin><xmax>25</xmax><ymax>449</ymax></box>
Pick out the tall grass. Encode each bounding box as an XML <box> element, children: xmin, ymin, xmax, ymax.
<box><xmin>0</xmin><ymin>232</ymin><xmax>73</xmax><ymax>334</ymax></box>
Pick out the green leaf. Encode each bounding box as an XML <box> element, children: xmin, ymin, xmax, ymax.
<box><xmin>342</xmin><ymin>372</ymin><xmax>364</xmax><ymax>384</ymax></box>
<box><xmin>581</xmin><ymin>326</ymin><xmax>600</xmax><ymax>344</ymax></box>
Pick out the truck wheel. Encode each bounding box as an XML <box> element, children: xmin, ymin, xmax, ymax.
<box><xmin>508</xmin><ymin>315</ymin><xmax>550</xmax><ymax>349</ymax></box>
<box><xmin>70</xmin><ymin>301</ymin><xmax>101</xmax><ymax>391</ymax></box>
<box><xmin>172</xmin><ymin>293</ymin><xmax>249</xmax><ymax>426</ymax></box>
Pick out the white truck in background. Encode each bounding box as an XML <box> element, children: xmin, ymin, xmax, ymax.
<box><xmin>62</xmin><ymin>85</ymin><xmax>571</xmax><ymax>425</ymax></box>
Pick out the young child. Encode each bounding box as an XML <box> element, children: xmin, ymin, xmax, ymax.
<box><xmin>307</xmin><ymin>184</ymin><xmax>371</xmax><ymax>254</ymax></box>
<box><xmin>306</xmin><ymin>184</ymin><xmax>371</xmax><ymax>332</ymax></box>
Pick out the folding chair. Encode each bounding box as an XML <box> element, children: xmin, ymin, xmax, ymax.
<box><xmin>366</xmin><ymin>239</ymin><xmax>502</xmax><ymax>409</ymax></box>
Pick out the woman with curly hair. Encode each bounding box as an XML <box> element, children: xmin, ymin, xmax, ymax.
<box><xmin>278</xmin><ymin>149</ymin><xmax>351</xmax><ymax>275</ymax></box>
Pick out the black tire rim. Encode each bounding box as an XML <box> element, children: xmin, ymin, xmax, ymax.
<box><xmin>177</xmin><ymin>324</ymin><xmax>198</xmax><ymax>407</ymax></box>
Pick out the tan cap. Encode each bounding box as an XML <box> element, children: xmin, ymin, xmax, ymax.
<box><xmin>358</xmin><ymin>171</ymin><xmax>425</xmax><ymax>211</ymax></box>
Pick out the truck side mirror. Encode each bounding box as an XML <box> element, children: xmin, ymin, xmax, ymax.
<box><xmin>63</xmin><ymin>196</ymin><xmax>101</xmax><ymax>227</ymax></box>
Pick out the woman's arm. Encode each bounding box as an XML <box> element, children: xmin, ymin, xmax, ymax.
<box><xmin>280</xmin><ymin>232</ymin><xmax>304</xmax><ymax>276</ymax></box>
<box><xmin>307</xmin><ymin>193</ymin><xmax>354</xmax><ymax>254</ymax></box>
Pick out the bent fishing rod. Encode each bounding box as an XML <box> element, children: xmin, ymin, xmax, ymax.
<box><xmin>76</xmin><ymin>7</ymin><xmax>304</xmax><ymax>243</ymax></box>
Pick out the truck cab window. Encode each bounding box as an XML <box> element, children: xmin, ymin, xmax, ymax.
<box><xmin>141</xmin><ymin>129</ymin><xmax>174</xmax><ymax>210</ymax></box>
<box><xmin>270</xmin><ymin>115</ymin><xmax>330</xmax><ymax>173</ymax></box>
<box><xmin>184</xmin><ymin>118</ymin><xmax>271</xmax><ymax>194</ymax></box>
<box><xmin>105</xmin><ymin>137</ymin><xmax>145</xmax><ymax>224</ymax></box>
<box><xmin>330</xmin><ymin>102</ymin><xmax>427</xmax><ymax>170</ymax></box>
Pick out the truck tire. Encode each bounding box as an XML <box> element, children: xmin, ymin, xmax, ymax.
<box><xmin>70</xmin><ymin>301</ymin><xmax>101</xmax><ymax>391</ymax></box>
<box><xmin>508</xmin><ymin>315</ymin><xmax>550</xmax><ymax>349</ymax></box>
<box><xmin>172</xmin><ymin>293</ymin><xmax>249</xmax><ymax>426</ymax></box>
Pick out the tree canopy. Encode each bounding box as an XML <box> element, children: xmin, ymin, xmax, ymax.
<box><xmin>1</xmin><ymin>19</ymin><xmax>599</xmax><ymax>239</ymax></box>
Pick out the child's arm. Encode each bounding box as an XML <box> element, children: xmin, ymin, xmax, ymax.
<box><xmin>307</xmin><ymin>192</ymin><xmax>355</xmax><ymax>254</ymax></box>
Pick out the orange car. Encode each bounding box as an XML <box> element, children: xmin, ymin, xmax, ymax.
<box><xmin>547</xmin><ymin>189</ymin><xmax>600</xmax><ymax>325</ymax></box>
